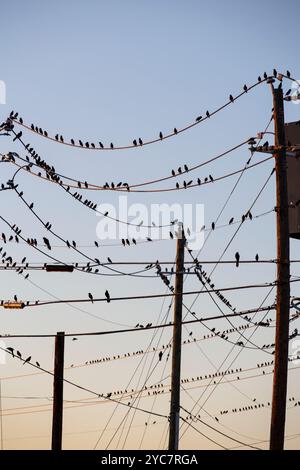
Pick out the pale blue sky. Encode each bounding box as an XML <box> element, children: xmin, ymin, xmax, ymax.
<box><xmin>0</xmin><ymin>0</ymin><xmax>299</xmax><ymax>450</ymax></box>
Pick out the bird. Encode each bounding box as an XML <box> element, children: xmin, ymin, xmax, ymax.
<box><xmin>138</xmin><ymin>138</ymin><xmax>143</xmax><ymax>146</ymax></box>
<box><xmin>255</xmin><ymin>254</ymin><xmax>259</xmax><ymax>262</ymax></box>
<box><xmin>36</xmin><ymin>361</ymin><xmax>40</xmax><ymax>367</ymax></box>
<box><xmin>71</xmin><ymin>138</ymin><xmax>75</xmax><ymax>145</ymax></box>
<box><xmin>169</xmin><ymin>232</ymin><xmax>174</xmax><ymax>239</ymax></box>
<box><xmin>243</xmin><ymin>84</ymin><xmax>248</xmax><ymax>92</ymax></box>
<box><xmin>209</xmin><ymin>174</ymin><xmax>214</xmax><ymax>182</ymax></box>
<box><xmin>88</xmin><ymin>292</ymin><xmax>94</xmax><ymax>303</ymax></box>
<box><xmin>133</xmin><ymin>139</ymin><xmax>137</xmax><ymax>146</ymax></box>
<box><xmin>287</xmin><ymin>70</ymin><xmax>291</xmax><ymax>78</ymax></box>
<box><xmin>229</xmin><ymin>94</ymin><xmax>234</xmax><ymax>103</ymax></box>
<box><xmin>105</xmin><ymin>290</ymin><xmax>110</xmax><ymax>303</ymax></box>
<box><xmin>229</xmin><ymin>217</ymin><xmax>234</xmax><ymax>225</ymax></box>
<box><xmin>23</xmin><ymin>355</ymin><xmax>31</xmax><ymax>365</ymax></box>
<box><xmin>195</xmin><ymin>115</ymin><xmax>202</xmax><ymax>122</ymax></box>
<box><xmin>6</xmin><ymin>347</ymin><xmax>14</xmax><ymax>357</ymax></box>
<box><xmin>211</xmin><ymin>222</ymin><xmax>215</xmax><ymax>230</ymax></box>
<box><xmin>206</xmin><ymin>110</ymin><xmax>210</xmax><ymax>118</ymax></box>
<box><xmin>158</xmin><ymin>351</ymin><xmax>163</xmax><ymax>361</ymax></box>
<box><xmin>72</xmin><ymin>337</ymin><xmax>78</xmax><ymax>341</ymax></box>
<box><xmin>13</xmin><ymin>131</ymin><xmax>22</xmax><ymax>142</ymax></box>
<box><xmin>110</xmin><ymin>142</ymin><xmax>114</xmax><ymax>149</ymax></box>
<box><xmin>174</xmin><ymin>128</ymin><xmax>178</xmax><ymax>134</ymax></box>
<box><xmin>235</xmin><ymin>252</ymin><xmax>240</xmax><ymax>267</ymax></box>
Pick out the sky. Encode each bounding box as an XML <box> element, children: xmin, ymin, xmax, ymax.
<box><xmin>0</xmin><ymin>0</ymin><xmax>300</xmax><ymax>450</ymax></box>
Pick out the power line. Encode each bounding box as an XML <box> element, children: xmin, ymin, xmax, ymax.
<box><xmin>3</xmin><ymin>279</ymin><xmax>298</xmax><ymax>308</ymax></box>
<box><xmin>8</xmin><ymin>74</ymin><xmax>268</xmax><ymax>151</ymax></box>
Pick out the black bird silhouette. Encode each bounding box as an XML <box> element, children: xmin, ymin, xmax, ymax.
<box><xmin>171</xmin><ymin>169</ymin><xmax>176</xmax><ymax>176</ymax></box>
<box><xmin>229</xmin><ymin>217</ymin><xmax>234</xmax><ymax>224</ymax></box>
<box><xmin>88</xmin><ymin>292</ymin><xmax>94</xmax><ymax>303</ymax></box>
<box><xmin>16</xmin><ymin>350</ymin><xmax>22</xmax><ymax>359</ymax></box>
<box><xmin>23</xmin><ymin>355</ymin><xmax>31</xmax><ymax>365</ymax></box>
<box><xmin>110</xmin><ymin>142</ymin><xmax>114</xmax><ymax>149</ymax></box>
<box><xmin>6</xmin><ymin>347</ymin><xmax>14</xmax><ymax>357</ymax></box>
<box><xmin>133</xmin><ymin>139</ymin><xmax>137</xmax><ymax>146</ymax></box>
<box><xmin>71</xmin><ymin>139</ymin><xmax>75</xmax><ymax>145</ymax></box>
<box><xmin>286</xmin><ymin>70</ymin><xmax>291</xmax><ymax>78</ymax></box>
<box><xmin>13</xmin><ymin>131</ymin><xmax>22</xmax><ymax>142</ymax></box>
<box><xmin>169</xmin><ymin>232</ymin><xmax>174</xmax><ymax>239</ymax></box>
<box><xmin>105</xmin><ymin>290</ymin><xmax>110</xmax><ymax>303</ymax></box>
<box><xmin>196</xmin><ymin>115</ymin><xmax>202</xmax><ymax>122</ymax></box>
<box><xmin>158</xmin><ymin>351</ymin><xmax>163</xmax><ymax>361</ymax></box>
<box><xmin>255</xmin><ymin>254</ymin><xmax>259</xmax><ymax>262</ymax></box>
<box><xmin>159</xmin><ymin>131</ymin><xmax>163</xmax><ymax>140</ymax></box>
<box><xmin>211</xmin><ymin>222</ymin><xmax>215</xmax><ymax>230</ymax></box>
<box><xmin>36</xmin><ymin>361</ymin><xmax>40</xmax><ymax>367</ymax></box>
<box><xmin>206</xmin><ymin>110</ymin><xmax>210</xmax><ymax>118</ymax></box>
<box><xmin>209</xmin><ymin>174</ymin><xmax>214</xmax><ymax>182</ymax></box>
<box><xmin>174</xmin><ymin>128</ymin><xmax>178</xmax><ymax>134</ymax></box>
<box><xmin>139</xmin><ymin>138</ymin><xmax>143</xmax><ymax>146</ymax></box>
<box><xmin>243</xmin><ymin>84</ymin><xmax>248</xmax><ymax>92</ymax></box>
<box><xmin>99</xmin><ymin>142</ymin><xmax>104</xmax><ymax>148</ymax></box>
<box><xmin>229</xmin><ymin>94</ymin><xmax>234</xmax><ymax>103</ymax></box>
<box><xmin>235</xmin><ymin>252</ymin><xmax>240</xmax><ymax>267</ymax></box>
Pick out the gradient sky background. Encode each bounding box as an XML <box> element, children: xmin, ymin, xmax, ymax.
<box><xmin>0</xmin><ymin>0</ymin><xmax>300</xmax><ymax>450</ymax></box>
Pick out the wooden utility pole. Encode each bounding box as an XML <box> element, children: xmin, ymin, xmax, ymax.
<box><xmin>270</xmin><ymin>84</ymin><xmax>290</xmax><ymax>450</ymax></box>
<box><xmin>168</xmin><ymin>228</ymin><xmax>185</xmax><ymax>450</ymax></box>
<box><xmin>51</xmin><ymin>331</ymin><xmax>65</xmax><ymax>450</ymax></box>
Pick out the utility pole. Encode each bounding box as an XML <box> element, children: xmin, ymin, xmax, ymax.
<box><xmin>270</xmin><ymin>84</ymin><xmax>290</xmax><ymax>450</ymax></box>
<box><xmin>51</xmin><ymin>331</ymin><xmax>65</xmax><ymax>450</ymax></box>
<box><xmin>168</xmin><ymin>227</ymin><xmax>185</xmax><ymax>450</ymax></box>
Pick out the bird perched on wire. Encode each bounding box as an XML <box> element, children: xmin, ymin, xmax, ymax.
<box><xmin>6</xmin><ymin>347</ymin><xmax>14</xmax><ymax>358</ymax></box>
<box><xmin>23</xmin><ymin>355</ymin><xmax>31</xmax><ymax>365</ymax></box>
<box><xmin>158</xmin><ymin>351</ymin><xmax>163</xmax><ymax>361</ymax></box>
<box><xmin>105</xmin><ymin>290</ymin><xmax>110</xmax><ymax>303</ymax></box>
<box><xmin>88</xmin><ymin>292</ymin><xmax>94</xmax><ymax>303</ymax></box>
<box><xmin>235</xmin><ymin>252</ymin><xmax>240</xmax><ymax>267</ymax></box>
